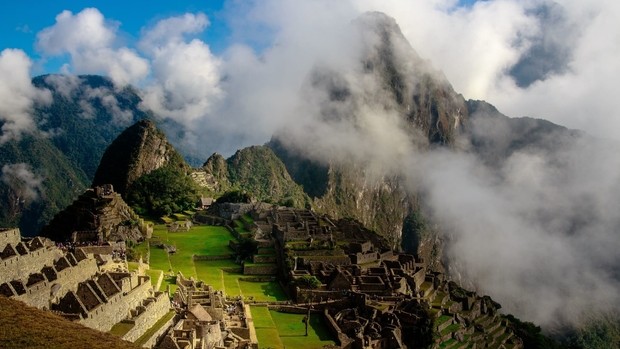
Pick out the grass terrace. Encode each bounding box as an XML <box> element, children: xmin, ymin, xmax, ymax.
<box><xmin>130</xmin><ymin>215</ymin><xmax>334</xmax><ymax>345</ymax></box>
<box><xmin>134</xmin><ymin>310</ymin><xmax>176</xmax><ymax>347</ymax></box>
<box><xmin>251</xmin><ymin>307</ymin><xmax>335</xmax><ymax>349</ymax></box>
<box><xmin>141</xmin><ymin>222</ymin><xmax>286</xmax><ymax>301</ymax></box>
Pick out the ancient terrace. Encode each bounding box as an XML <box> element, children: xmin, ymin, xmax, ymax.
<box><xmin>2</xmin><ymin>200</ymin><xmax>525</xmax><ymax>349</ymax></box>
<box><xmin>0</xmin><ymin>227</ymin><xmax>171</xmax><ymax>347</ymax></box>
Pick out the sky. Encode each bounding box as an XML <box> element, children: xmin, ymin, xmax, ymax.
<box><xmin>1</xmin><ymin>0</ymin><xmax>620</xmax><ymax>330</ymax></box>
<box><xmin>1</xmin><ymin>0</ymin><xmax>619</xmax><ymax>146</ymax></box>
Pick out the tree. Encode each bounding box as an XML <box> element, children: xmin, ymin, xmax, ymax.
<box><xmin>126</xmin><ymin>165</ymin><xmax>199</xmax><ymax>217</ymax></box>
<box><xmin>295</xmin><ymin>275</ymin><xmax>321</xmax><ymax>289</ymax></box>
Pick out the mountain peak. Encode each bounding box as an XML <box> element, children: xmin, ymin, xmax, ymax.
<box><xmin>92</xmin><ymin>119</ymin><xmax>185</xmax><ymax>196</ymax></box>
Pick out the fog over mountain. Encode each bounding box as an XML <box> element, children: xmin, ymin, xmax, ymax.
<box><xmin>1</xmin><ymin>0</ymin><xmax>619</xmax><ymax>331</ymax></box>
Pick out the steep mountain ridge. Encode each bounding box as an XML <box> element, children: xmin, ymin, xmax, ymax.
<box><xmin>0</xmin><ymin>75</ymin><xmax>149</xmax><ymax>235</ymax></box>
<box><xmin>92</xmin><ymin>119</ymin><xmax>187</xmax><ymax>196</ymax></box>
<box><xmin>267</xmin><ymin>12</ymin><xmax>466</xmax><ymax>264</ymax></box>
<box><xmin>0</xmin><ymin>136</ymin><xmax>88</xmax><ymax>235</ymax></box>
<box><xmin>198</xmin><ymin>145</ymin><xmax>309</xmax><ymax>208</ymax></box>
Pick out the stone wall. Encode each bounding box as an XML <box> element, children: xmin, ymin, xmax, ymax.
<box><xmin>0</xmin><ymin>229</ymin><xmax>20</xmax><ymax>249</ymax></box>
<box><xmin>79</xmin><ymin>276</ymin><xmax>152</xmax><ymax>332</ymax></box>
<box><xmin>140</xmin><ymin>312</ymin><xmax>177</xmax><ymax>349</ymax></box>
<box><xmin>0</xmin><ymin>242</ymin><xmax>62</xmax><ymax>284</ymax></box>
<box><xmin>14</xmin><ymin>278</ymin><xmax>50</xmax><ymax>309</ymax></box>
<box><xmin>299</xmin><ymin>255</ymin><xmax>351</xmax><ymax>266</ymax></box>
<box><xmin>252</xmin><ymin>254</ymin><xmax>276</xmax><ymax>263</ymax></box>
<box><xmin>243</xmin><ymin>264</ymin><xmax>278</xmax><ymax>275</ymax></box>
<box><xmin>350</xmin><ymin>252</ymin><xmax>379</xmax><ymax>265</ymax></box>
<box><xmin>122</xmin><ymin>292</ymin><xmax>171</xmax><ymax>342</ymax></box>
<box><xmin>323</xmin><ymin>309</ymin><xmax>353</xmax><ymax>348</ymax></box>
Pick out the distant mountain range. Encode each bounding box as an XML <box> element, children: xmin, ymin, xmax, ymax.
<box><xmin>1</xmin><ymin>11</ymin><xmax>617</xmax><ymax>347</ymax></box>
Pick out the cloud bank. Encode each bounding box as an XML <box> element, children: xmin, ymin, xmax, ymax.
<box><xmin>1</xmin><ymin>163</ymin><xmax>44</xmax><ymax>202</ymax></box>
<box><xmin>36</xmin><ymin>8</ymin><xmax>148</xmax><ymax>85</ymax></box>
<box><xmin>2</xmin><ymin>0</ymin><xmax>619</xmax><ymax>330</ymax></box>
<box><xmin>0</xmin><ymin>49</ymin><xmax>51</xmax><ymax>144</ymax></box>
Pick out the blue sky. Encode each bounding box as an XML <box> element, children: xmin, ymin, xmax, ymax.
<box><xmin>1</xmin><ymin>0</ymin><xmax>618</xmax><ymax>144</ymax></box>
<box><xmin>0</xmin><ymin>0</ymin><xmax>482</xmax><ymax>75</ymax></box>
<box><xmin>0</xmin><ymin>0</ymin><xmax>229</xmax><ymax>74</ymax></box>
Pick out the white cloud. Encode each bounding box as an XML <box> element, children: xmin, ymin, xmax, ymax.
<box><xmin>139</xmin><ymin>13</ymin><xmax>209</xmax><ymax>51</ymax></box>
<box><xmin>36</xmin><ymin>8</ymin><xmax>148</xmax><ymax>85</ymax></box>
<box><xmin>139</xmin><ymin>13</ymin><xmax>223</xmax><ymax>150</ymax></box>
<box><xmin>211</xmin><ymin>0</ymin><xmax>620</xmax><ymax>329</ymax></box>
<box><xmin>0</xmin><ymin>49</ymin><xmax>51</xmax><ymax>144</ymax></box>
<box><xmin>1</xmin><ymin>163</ymin><xmax>44</xmax><ymax>202</ymax></box>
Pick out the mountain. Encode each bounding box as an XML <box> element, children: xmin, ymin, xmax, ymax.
<box><xmin>198</xmin><ymin>145</ymin><xmax>310</xmax><ymax>208</ymax></box>
<box><xmin>91</xmin><ymin>119</ymin><xmax>199</xmax><ymax>218</ymax></box>
<box><xmin>40</xmin><ymin>185</ymin><xmax>145</xmax><ymax>243</ymax></box>
<box><xmin>0</xmin><ymin>75</ymin><xmax>149</xmax><ymax>235</ymax></box>
<box><xmin>92</xmin><ymin>119</ymin><xmax>187</xmax><ymax>196</ymax></box>
<box><xmin>263</xmin><ymin>12</ymin><xmax>467</xmax><ymax>265</ymax></box>
<box><xmin>31</xmin><ymin>75</ymin><xmax>150</xmax><ymax>179</ymax></box>
<box><xmin>465</xmin><ymin>99</ymin><xmax>584</xmax><ymax>167</ymax></box>
<box><xmin>0</xmin><ymin>136</ymin><xmax>88</xmax><ymax>235</ymax></box>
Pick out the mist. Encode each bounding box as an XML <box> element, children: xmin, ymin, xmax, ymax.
<box><xmin>2</xmin><ymin>0</ymin><xmax>620</xmax><ymax>330</ymax></box>
<box><xmin>1</xmin><ymin>163</ymin><xmax>44</xmax><ymax>202</ymax></box>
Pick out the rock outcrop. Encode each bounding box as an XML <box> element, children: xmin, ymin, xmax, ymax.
<box><xmin>197</xmin><ymin>145</ymin><xmax>310</xmax><ymax>208</ymax></box>
<box><xmin>92</xmin><ymin>119</ymin><xmax>186</xmax><ymax>196</ymax></box>
<box><xmin>266</xmin><ymin>12</ymin><xmax>464</xmax><ymax>266</ymax></box>
<box><xmin>40</xmin><ymin>185</ymin><xmax>147</xmax><ymax>243</ymax></box>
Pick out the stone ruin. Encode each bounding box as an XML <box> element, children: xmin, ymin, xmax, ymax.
<box><xmin>161</xmin><ymin>273</ymin><xmax>258</xmax><ymax>349</ymax></box>
<box><xmin>0</xmin><ymin>228</ymin><xmax>171</xmax><ymax>347</ymax></box>
<box><xmin>239</xmin><ymin>206</ymin><xmax>524</xmax><ymax>349</ymax></box>
<box><xmin>41</xmin><ymin>184</ymin><xmax>152</xmax><ymax>244</ymax></box>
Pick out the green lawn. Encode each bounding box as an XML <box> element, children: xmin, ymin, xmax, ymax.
<box><xmin>146</xmin><ymin>269</ymin><xmax>163</xmax><ymax>289</ymax></box>
<box><xmin>130</xmin><ymin>241</ymin><xmax>149</xmax><ymax>261</ymax></box>
<box><xmin>239</xmin><ymin>280</ymin><xmax>287</xmax><ymax>302</ymax></box>
<box><xmin>194</xmin><ymin>259</ymin><xmax>285</xmax><ymax>300</ymax></box>
<box><xmin>149</xmin><ymin>224</ymin><xmax>236</xmax><ymax>280</ymax></box>
<box><xmin>148</xmin><ymin>245</ymin><xmax>172</xmax><ymax>273</ymax></box>
<box><xmin>108</xmin><ymin>321</ymin><xmax>134</xmax><ymax>337</ymax></box>
<box><xmin>194</xmin><ymin>259</ymin><xmax>239</xmax><ymax>291</ymax></box>
<box><xmin>251</xmin><ymin>309</ymin><xmax>336</xmax><ymax>349</ymax></box>
<box><xmin>251</xmin><ymin>306</ymin><xmax>284</xmax><ymax>349</ymax></box>
<box><xmin>135</xmin><ymin>311</ymin><xmax>176</xmax><ymax>347</ymax></box>
<box><xmin>166</xmin><ymin>225</ymin><xmax>235</xmax><ymax>256</ymax></box>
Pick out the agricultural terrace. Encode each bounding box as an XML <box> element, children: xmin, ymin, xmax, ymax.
<box><xmin>250</xmin><ymin>306</ymin><xmax>336</xmax><ymax>349</ymax></box>
<box><xmin>135</xmin><ymin>223</ymin><xmax>286</xmax><ymax>301</ymax></box>
<box><xmin>129</xmin><ymin>215</ymin><xmax>336</xmax><ymax>347</ymax></box>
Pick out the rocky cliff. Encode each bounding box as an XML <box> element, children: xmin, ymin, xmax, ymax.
<box><xmin>266</xmin><ymin>12</ymin><xmax>466</xmax><ymax>266</ymax></box>
<box><xmin>92</xmin><ymin>119</ymin><xmax>187</xmax><ymax>196</ymax></box>
<box><xmin>197</xmin><ymin>145</ymin><xmax>309</xmax><ymax>208</ymax></box>
<box><xmin>40</xmin><ymin>185</ymin><xmax>145</xmax><ymax>243</ymax></box>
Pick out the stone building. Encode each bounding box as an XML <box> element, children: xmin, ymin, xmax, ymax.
<box><xmin>0</xmin><ymin>228</ymin><xmax>172</xmax><ymax>348</ymax></box>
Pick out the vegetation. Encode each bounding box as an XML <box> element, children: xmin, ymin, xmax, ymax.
<box><xmin>565</xmin><ymin>314</ymin><xmax>620</xmax><ymax>349</ymax></box>
<box><xmin>33</xmin><ymin>75</ymin><xmax>150</xmax><ymax>179</ymax></box>
<box><xmin>268</xmin><ymin>138</ymin><xmax>330</xmax><ymax>198</ymax></box>
<box><xmin>251</xmin><ymin>307</ymin><xmax>336</xmax><ymax>349</ymax></box>
<box><xmin>505</xmin><ymin>315</ymin><xmax>563</xmax><ymax>349</ymax></box>
<box><xmin>217</xmin><ymin>190</ymin><xmax>253</xmax><ymax>204</ymax></box>
<box><xmin>401</xmin><ymin>209</ymin><xmax>428</xmax><ymax>254</ymax></box>
<box><xmin>126</xmin><ymin>165</ymin><xmax>200</xmax><ymax>216</ymax></box>
<box><xmin>294</xmin><ymin>275</ymin><xmax>322</xmax><ymax>289</ymax></box>
<box><xmin>203</xmin><ymin>145</ymin><xmax>311</xmax><ymax>208</ymax></box>
<box><xmin>0</xmin><ymin>136</ymin><xmax>88</xmax><ymax>235</ymax></box>
<box><xmin>0</xmin><ymin>296</ymin><xmax>141</xmax><ymax>349</ymax></box>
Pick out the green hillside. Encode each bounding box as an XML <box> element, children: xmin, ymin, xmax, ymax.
<box><xmin>0</xmin><ymin>296</ymin><xmax>141</xmax><ymax>349</ymax></box>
